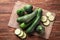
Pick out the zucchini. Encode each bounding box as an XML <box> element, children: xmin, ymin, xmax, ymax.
<box><xmin>26</xmin><ymin>8</ymin><xmax>42</xmax><ymax>33</ymax></box>
<box><xmin>41</xmin><ymin>16</ymin><xmax>47</xmax><ymax>22</ymax></box>
<box><xmin>14</xmin><ymin>29</ymin><xmax>21</xmax><ymax>35</ymax></box>
<box><xmin>36</xmin><ymin>25</ymin><xmax>45</xmax><ymax>35</ymax></box>
<box><xmin>48</xmin><ymin>15</ymin><xmax>55</xmax><ymax>21</ymax></box>
<box><xmin>19</xmin><ymin>17</ymin><xmax>36</xmax><ymax>29</ymax></box>
<box><xmin>43</xmin><ymin>20</ymin><xmax>50</xmax><ymax>26</ymax></box>
<box><xmin>46</xmin><ymin>12</ymin><xmax>52</xmax><ymax>17</ymax></box>
<box><xmin>19</xmin><ymin>23</ymin><xmax>26</xmax><ymax>29</ymax></box>
<box><xmin>17</xmin><ymin>9</ymin><xmax>38</xmax><ymax>23</ymax></box>
<box><xmin>21</xmin><ymin>32</ymin><xmax>27</xmax><ymax>39</ymax></box>
<box><xmin>24</xmin><ymin>4</ymin><xmax>33</xmax><ymax>13</ymax></box>
<box><xmin>15</xmin><ymin>29</ymin><xmax>26</xmax><ymax>39</ymax></box>
<box><xmin>17</xmin><ymin>8</ymin><xmax>25</xmax><ymax>16</ymax></box>
<box><xmin>18</xmin><ymin>31</ymin><xmax>24</xmax><ymax>37</ymax></box>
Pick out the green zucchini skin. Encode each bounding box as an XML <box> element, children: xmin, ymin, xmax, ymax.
<box><xmin>17</xmin><ymin>8</ymin><xmax>25</xmax><ymax>16</ymax></box>
<box><xmin>24</xmin><ymin>5</ymin><xmax>33</xmax><ymax>13</ymax></box>
<box><xmin>19</xmin><ymin>17</ymin><xmax>36</xmax><ymax>30</ymax></box>
<box><xmin>19</xmin><ymin>23</ymin><xmax>26</xmax><ymax>29</ymax></box>
<box><xmin>17</xmin><ymin>9</ymin><xmax>38</xmax><ymax>23</ymax></box>
<box><xmin>36</xmin><ymin>25</ymin><xmax>45</xmax><ymax>35</ymax></box>
<box><xmin>26</xmin><ymin>8</ymin><xmax>42</xmax><ymax>33</ymax></box>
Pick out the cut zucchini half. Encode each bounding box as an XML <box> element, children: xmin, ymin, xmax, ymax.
<box><xmin>41</xmin><ymin>16</ymin><xmax>47</xmax><ymax>22</ymax></box>
<box><xmin>18</xmin><ymin>31</ymin><xmax>24</xmax><ymax>37</ymax></box>
<box><xmin>46</xmin><ymin>12</ymin><xmax>52</xmax><ymax>17</ymax></box>
<box><xmin>43</xmin><ymin>20</ymin><xmax>50</xmax><ymax>26</ymax></box>
<box><xmin>14</xmin><ymin>29</ymin><xmax>21</xmax><ymax>35</ymax></box>
<box><xmin>21</xmin><ymin>32</ymin><xmax>27</xmax><ymax>39</ymax></box>
<box><xmin>48</xmin><ymin>15</ymin><xmax>55</xmax><ymax>21</ymax></box>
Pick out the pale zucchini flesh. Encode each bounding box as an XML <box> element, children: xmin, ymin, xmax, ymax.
<box><xmin>48</xmin><ymin>15</ymin><xmax>55</xmax><ymax>21</ymax></box>
<box><xmin>46</xmin><ymin>12</ymin><xmax>52</xmax><ymax>17</ymax></box>
<box><xmin>18</xmin><ymin>31</ymin><xmax>24</xmax><ymax>37</ymax></box>
<box><xmin>41</xmin><ymin>16</ymin><xmax>47</xmax><ymax>22</ymax></box>
<box><xmin>43</xmin><ymin>20</ymin><xmax>50</xmax><ymax>26</ymax></box>
<box><xmin>14</xmin><ymin>29</ymin><xmax>21</xmax><ymax>35</ymax></box>
<box><xmin>21</xmin><ymin>32</ymin><xmax>26</xmax><ymax>39</ymax></box>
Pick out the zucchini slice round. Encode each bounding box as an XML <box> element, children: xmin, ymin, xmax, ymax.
<box><xmin>18</xmin><ymin>31</ymin><xmax>24</xmax><ymax>37</ymax></box>
<box><xmin>43</xmin><ymin>20</ymin><xmax>50</xmax><ymax>26</ymax></box>
<box><xmin>48</xmin><ymin>15</ymin><xmax>55</xmax><ymax>21</ymax></box>
<box><xmin>41</xmin><ymin>16</ymin><xmax>47</xmax><ymax>22</ymax></box>
<box><xmin>21</xmin><ymin>32</ymin><xmax>27</xmax><ymax>39</ymax></box>
<box><xmin>46</xmin><ymin>12</ymin><xmax>52</xmax><ymax>17</ymax></box>
<box><xmin>14</xmin><ymin>29</ymin><xmax>21</xmax><ymax>35</ymax></box>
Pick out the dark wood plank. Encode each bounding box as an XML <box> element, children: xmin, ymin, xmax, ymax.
<box><xmin>0</xmin><ymin>13</ymin><xmax>10</xmax><ymax>21</ymax></box>
<box><xmin>0</xmin><ymin>3</ymin><xmax>14</xmax><ymax>13</ymax></box>
<box><xmin>0</xmin><ymin>0</ymin><xmax>17</xmax><ymax>3</ymax></box>
<box><xmin>0</xmin><ymin>0</ymin><xmax>60</xmax><ymax>13</ymax></box>
<box><xmin>0</xmin><ymin>37</ymin><xmax>10</xmax><ymax>40</ymax></box>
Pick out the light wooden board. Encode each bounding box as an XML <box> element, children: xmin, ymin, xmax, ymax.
<box><xmin>8</xmin><ymin>1</ymin><xmax>56</xmax><ymax>39</ymax></box>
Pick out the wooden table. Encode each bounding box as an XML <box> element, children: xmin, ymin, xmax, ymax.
<box><xmin>0</xmin><ymin>0</ymin><xmax>60</xmax><ymax>40</ymax></box>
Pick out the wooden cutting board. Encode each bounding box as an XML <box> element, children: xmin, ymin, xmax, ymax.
<box><xmin>8</xmin><ymin>1</ymin><xmax>56</xmax><ymax>39</ymax></box>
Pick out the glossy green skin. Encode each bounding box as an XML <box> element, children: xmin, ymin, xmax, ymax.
<box><xmin>19</xmin><ymin>17</ymin><xmax>36</xmax><ymax>29</ymax></box>
<box><xmin>24</xmin><ymin>5</ymin><xmax>33</xmax><ymax>13</ymax></box>
<box><xmin>17</xmin><ymin>8</ymin><xmax>25</xmax><ymax>16</ymax></box>
<box><xmin>19</xmin><ymin>23</ymin><xmax>26</xmax><ymax>29</ymax></box>
<box><xmin>26</xmin><ymin>8</ymin><xmax>42</xmax><ymax>33</ymax></box>
<box><xmin>17</xmin><ymin>9</ymin><xmax>38</xmax><ymax>23</ymax></box>
<box><xmin>36</xmin><ymin>25</ymin><xmax>45</xmax><ymax>35</ymax></box>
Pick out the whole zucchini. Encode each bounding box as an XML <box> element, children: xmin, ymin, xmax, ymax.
<box><xmin>24</xmin><ymin>4</ymin><xmax>33</xmax><ymax>13</ymax></box>
<box><xmin>36</xmin><ymin>25</ymin><xmax>45</xmax><ymax>35</ymax></box>
<box><xmin>17</xmin><ymin>8</ymin><xmax>25</xmax><ymax>16</ymax></box>
<box><xmin>26</xmin><ymin>8</ymin><xmax>42</xmax><ymax>33</ymax></box>
<box><xmin>19</xmin><ymin>17</ymin><xmax>36</xmax><ymax>29</ymax></box>
<box><xmin>17</xmin><ymin>9</ymin><xmax>38</xmax><ymax>23</ymax></box>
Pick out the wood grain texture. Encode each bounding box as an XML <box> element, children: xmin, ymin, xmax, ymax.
<box><xmin>0</xmin><ymin>0</ymin><xmax>60</xmax><ymax>40</ymax></box>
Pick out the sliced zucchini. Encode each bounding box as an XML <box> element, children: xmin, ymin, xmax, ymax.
<box><xmin>43</xmin><ymin>20</ymin><xmax>50</xmax><ymax>26</ymax></box>
<box><xmin>14</xmin><ymin>29</ymin><xmax>21</xmax><ymax>35</ymax></box>
<box><xmin>41</xmin><ymin>16</ymin><xmax>47</xmax><ymax>22</ymax></box>
<box><xmin>48</xmin><ymin>15</ymin><xmax>55</xmax><ymax>21</ymax></box>
<box><xmin>46</xmin><ymin>12</ymin><xmax>52</xmax><ymax>17</ymax></box>
<box><xmin>21</xmin><ymin>32</ymin><xmax>27</xmax><ymax>39</ymax></box>
<box><xmin>18</xmin><ymin>31</ymin><xmax>24</xmax><ymax>37</ymax></box>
